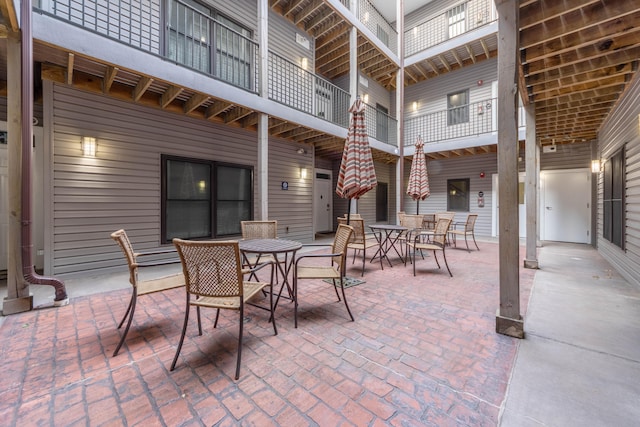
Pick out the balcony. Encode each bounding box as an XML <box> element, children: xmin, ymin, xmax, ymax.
<box><xmin>404</xmin><ymin>98</ymin><xmax>525</xmax><ymax>147</ymax></box>
<box><xmin>358</xmin><ymin>0</ymin><xmax>398</xmax><ymax>55</ymax></box>
<box><xmin>363</xmin><ymin>102</ymin><xmax>398</xmax><ymax>147</ymax></box>
<box><xmin>405</xmin><ymin>0</ymin><xmax>497</xmax><ymax>58</ymax></box>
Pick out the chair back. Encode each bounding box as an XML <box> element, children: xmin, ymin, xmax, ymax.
<box><xmin>436</xmin><ymin>211</ymin><xmax>455</xmax><ymax>222</ymax></box>
<box><xmin>465</xmin><ymin>214</ymin><xmax>478</xmax><ymax>231</ymax></box>
<box><xmin>432</xmin><ymin>218</ymin><xmax>452</xmax><ymax>247</ymax></box>
<box><xmin>332</xmin><ymin>224</ymin><xmax>354</xmax><ymax>272</ymax></box>
<box><xmin>337</xmin><ymin>217</ymin><xmax>365</xmax><ymax>244</ymax></box>
<box><xmin>401</xmin><ymin>214</ymin><xmax>424</xmax><ymax>231</ymax></box>
<box><xmin>173</xmin><ymin>239</ymin><xmax>243</xmax><ymax>298</ymax></box>
<box><xmin>241</xmin><ymin>220</ymin><xmax>278</xmax><ymax>239</ymax></box>
<box><xmin>110</xmin><ymin>229</ymin><xmax>138</xmax><ymax>286</ymax></box>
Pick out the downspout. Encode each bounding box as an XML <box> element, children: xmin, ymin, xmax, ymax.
<box><xmin>21</xmin><ymin>0</ymin><xmax>68</xmax><ymax>305</ymax></box>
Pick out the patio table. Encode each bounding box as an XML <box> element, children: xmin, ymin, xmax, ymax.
<box><xmin>368</xmin><ymin>224</ymin><xmax>407</xmax><ymax>267</ymax></box>
<box><xmin>239</xmin><ymin>238</ymin><xmax>302</xmax><ymax>310</ymax></box>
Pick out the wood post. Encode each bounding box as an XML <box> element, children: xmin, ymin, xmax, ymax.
<box><xmin>524</xmin><ymin>103</ymin><xmax>539</xmax><ymax>269</ymax></box>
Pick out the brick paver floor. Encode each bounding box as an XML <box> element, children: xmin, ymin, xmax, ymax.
<box><xmin>0</xmin><ymin>241</ymin><xmax>534</xmax><ymax>426</ymax></box>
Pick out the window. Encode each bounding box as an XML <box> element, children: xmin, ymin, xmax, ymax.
<box><xmin>447</xmin><ymin>90</ymin><xmax>469</xmax><ymax>125</ymax></box>
<box><xmin>603</xmin><ymin>147</ymin><xmax>625</xmax><ymax>249</ymax></box>
<box><xmin>166</xmin><ymin>0</ymin><xmax>253</xmax><ymax>90</ymax></box>
<box><xmin>447</xmin><ymin>3</ymin><xmax>466</xmax><ymax>39</ymax></box>
<box><xmin>162</xmin><ymin>155</ymin><xmax>253</xmax><ymax>242</ymax></box>
<box><xmin>447</xmin><ymin>178</ymin><xmax>470</xmax><ymax>212</ymax></box>
<box><xmin>167</xmin><ymin>0</ymin><xmax>212</xmax><ymax>73</ymax></box>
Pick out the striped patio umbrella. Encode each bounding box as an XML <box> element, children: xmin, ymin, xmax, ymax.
<box><xmin>406</xmin><ymin>136</ymin><xmax>430</xmax><ymax>213</ymax></box>
<box><xmin>336</xmin><ymin>98</ymin><xmax>377</xmax><ymax>220</ymax></box>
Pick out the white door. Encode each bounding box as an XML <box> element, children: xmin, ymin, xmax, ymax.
<box><xmin>541</xmin><ymin>169</ymin><xmax>590</xmax><ymax>243</ymax></box>
<box><xmin>0</xmin><ymin>132</ymin><xmax>7</xmax><ymax>271</ymax></box>
<box><xmin>313</xmin><ymin>169</ymin><xmax>333</xmax><ymax>233</ymax></box>
<box><xmin>492</xmin><ymin>173</ymin><xmax>526</xmax><ymax>238</ymax></box>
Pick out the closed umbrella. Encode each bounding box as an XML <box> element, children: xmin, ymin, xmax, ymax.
<box><xmin>406</xmin><ymin>136</ymin><xmax>430</xmax><ymax>213</ymax></box>
<box><xmin>336</xmin><ymin>97</ymin><xmax>377</xmax><ymax>222</ymax></box>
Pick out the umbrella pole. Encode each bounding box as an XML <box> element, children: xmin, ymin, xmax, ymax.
<box><xmin>346</xmin><ymin>199</ymin><xmax>352</xmax><ymax>225</ymax></box>
<box><xmin>416</xmin><ymin>200</ymin><xmax>419</xmax><ymax>215</ymax></box>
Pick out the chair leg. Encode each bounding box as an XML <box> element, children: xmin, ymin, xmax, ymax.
<box><xmin>117</xmin><ymin>293</ymin><xmax>134</xmax><ymax>329</ymax></box>
<box><xmin>433</xmin><ymin>251</ymin><xmax>441</xmax><ymax>269</ymax></box>
<box><xmin>170</xmin><ymin>296</ymin><xmax>191</xmax><ymax>371</ymax></box>
<box><xmin>113</xmin><ymin>290</ymin><xmax>137</xmax><ymax>357</ymax></box>
<box><xmin>361</xmin><ymin>249</ymin><xmax>366</xmax><ymax>277</ymax></box>
<box><xmin>213</xmin><ymin>308</ymin><xmax>221</xmax><ymax>328</ymax></box>
<box><xmin>294</xmin><ymin>275</ymin><xmax>298</xmax><ymax>329</ymax></box>
<box><xmin>442</xmin><ymin>250</ymin><xmax>452</xmax><ymax>277</ymax></box>
<box><xmin>235</xmin><ymin>303</ymin><xmax>244</xmax><ymax>380</ymax></box>
<box><xmin>338</xmin><ymin>277</ymin><xmax>355</xmax><ymax>322</ymax></box>
<box><xmin>197</xmin><ymin>306</ymin><xmax>203</xmax><ymax>336</ymax></box>
<box><xmin>464</xmin><ymin>234</ymin><xmax>470</xmax><ymax>252</ymax></box>
<box><xmin>269</xmin><ymin>264</ymin><xmax>278</xmax><ymax>336</ymax></box>
<box><xmin>413</xmin><ymin>247</ymin><xmax>417</xmax><ymax>276</ymax></box>
<box><xmin>472</xmin><ymin>233</ymin><xmax>479</xmax><ymax>250</ymax></box>
<box><xmin>333</xmin><ymin>279</ymin><xmax>342</xmax><ymax>301</ymax></box>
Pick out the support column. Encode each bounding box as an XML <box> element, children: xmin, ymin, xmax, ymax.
<box><xmin>396</xmin><ymin>0</ymin><xmax>405</xmax><ymax>214</ymax></box>
<box><xmin>257</xmin><ymin>0</ymin><xmax>269</xmax><ymax>220</ymax></box>
<box><xmin>4</xmin><ymin>31</ymin><xmax>34</xmax><ymax>314</ymax></box>
<box><xmin>495</xmin><ymin>0</ymin><xmax>523</xmax><ymax>338</ymax></box>
<box><xmin>348</xmin><ymin>4</ymin><xmax>358</xmax><ymax>214</ymax></box>
<box><xmin>524</xmin><ymin>103</ymin><xmax>539</xmax><ymax>269</ymax></box>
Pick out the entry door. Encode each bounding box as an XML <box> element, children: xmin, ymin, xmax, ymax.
<box><xmin>313</xmin><ymin>169</ymin><xmax>333</xmax><ymax>233</ymax></box>
<box><xmin>0</xmin><ymin>134</ymin><xmax>7</xmax><ymax>271</ymax></box>
<box><xmin>541</xmin><ymin>169</ymin><xmax>590</xmax><ymax>243</ymax></box>
<box><xmin>376</xmin><ymin>104</ymin><xmax>388</xmax><ymax>143</ymax></box>
<box><xmin>492</xmin><ymin>173</ymin><xmax>526</xmax><ymax>238</ymax></box>
<box><xmin>376</xmin><ymin>182</ymin><xmax>388</xmax><ymax>222</ymax></box>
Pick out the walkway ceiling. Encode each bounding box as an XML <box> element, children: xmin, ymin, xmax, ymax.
<box><xmin>520</xmin><ymin>0</ymin><xmax>640</xmax><ymax>146</ymax></box>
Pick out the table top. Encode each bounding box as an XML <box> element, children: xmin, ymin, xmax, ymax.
<box><xmin>238</xmin><ymin>238</ymin><xmax>302</xmax><ymax>254</ymax></box>
<box><xmin>369</xmin><ymin>224</ymin><xmax>408</xmax><ymax>232</ymax></box>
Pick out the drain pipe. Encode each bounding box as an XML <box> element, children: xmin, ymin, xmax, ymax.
<box><xmin>20</xmin><ymin>0</ymin><xmax>68</xmax><ymax>306</ymax></box>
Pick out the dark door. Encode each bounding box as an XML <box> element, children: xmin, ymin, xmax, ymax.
<box><xmin>376</xmin><ymin>104</ymin><xmax>389</xmax><ymax>143</ymax></box>
<box><xmin>376</xmin><ymin>182</ymin><xmax>388</xmax><ymax>222</ymax></box>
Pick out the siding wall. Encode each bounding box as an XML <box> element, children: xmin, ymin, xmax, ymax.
<box><xmin>402</xmin><ymin>152</ymin><xmax>497</xmax><ymax>237</ymax></box>
<box><xmin>46</xmin><ymin>83</ymin><xmax>313</xmax><ymax>277</ymax></box>
<box><xmin>359</xmin><ymin>73</ymin><xmax>392</xmax><ymax>115</ymax></box>
<box><xmin>268</xmin><ymin>10</ymin><xmax>315</xmax><ymax>71</ymax></box>
<box><xmin>540</xmin><ymin>142</ymin><xmax>591</xmax><ymax>171</ymax></box>
<box><xmin>357</xmin><ymin>161</ymin><xmax>397</xmax><ymax>225</ymax></box>
<box><xmin>596</xmin><ymin>74</ymin><xmax>640</xmax><ymax>287</ymax></box>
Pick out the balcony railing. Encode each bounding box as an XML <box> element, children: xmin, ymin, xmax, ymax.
<box><xmin>358</xmin><ymin>0</ymin><xmax>398</xmax><ymax>55</ymax></box>
<box><xmin>404</xmin><ymin>98</ymin><xmax>525</xmax><ymax>146</ymax></box>
<box><xmin>268</xmin><ymin>52</ymin><xmax>350</xmax><ymax>128</ymax></box>
<box><xmin>363</xmin><ymin>102</ymin><xmax>398</xmax><ymax>147</ymax></box>
<box><xmin>404</xmin><ymin>0</ymin><xmax>497</xmax><ymax>57</ymax></box>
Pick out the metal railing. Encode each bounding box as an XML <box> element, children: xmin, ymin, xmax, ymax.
<box><xmin>404</xmin><ymin>98</ymin><xmax>525</xmax><ymax>146</ymax></box>
<box><xmin>358</xmin><ymin>0</ymin><xmax>398</xmax><ymax>55</ymax></box>
<box><xmin>404</xmin><ymin>0</ymin><xmax>497</xmax><ymax>57</ymax></box>
<box><xmin>269</xmin><ymin>52</ymin><xmax>350</xmax><ymax>128</ymax></box>
<box><xmin>363</xmin><ymin>102</ymin><xmax>398</xmax><ymax>146</ymax></box>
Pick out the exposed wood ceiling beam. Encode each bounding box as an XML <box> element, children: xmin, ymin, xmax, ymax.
<box><xmin>133</xmin><ymin>77</ymin><xmax>152</xmax><ymax>102</ymax></box>
<box><xmin>103</xmin><ymin>66</ymin><xmax>118</xmax><ymax>94</ymax></box>
<box><xmin>184</xmin><ymin>93</ymin><xmax>209</xmax><ymax>114</ymax></box>
<box><xmin>294</xmin><ymin>0</ymin><xmax>323</xmax><ymax>25</ymax></box>
<box><xmin>66</xmin><ymin>53</ymin><xmax>74</xmax><ymax>84</ymax></box>
<box><xmin>206</xmin><ymin>101</ymin><xmax>232</xmax><ymax>119</ymax></box>
<box><xmin>160</xmin><ymin>85</ymin><xmax>183</xmax><ymax>108</ymax></box>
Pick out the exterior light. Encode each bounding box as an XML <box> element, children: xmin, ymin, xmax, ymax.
<box><xmin>412</xmin><ymin>101</ymin><xmax>418</xmax><ymax>112</ymax></box>
<box><xmin>362</xmin><ymin>94</ymin><xmax>369</xmax><ymax>103</ymax></box>
<box><xmin>198</xmin><ymin>180</ymin><xmax>206</xmax><ymax>193</ymax></box>
<box><xmin>591</xmin><ymin>159</ymin><xmax>601</xmax><ymax>173</ymax></box>
<box><xmin>301</xmin><ymin>57</ymin><xmax>308</xmax><ymax>70</ymax></box>
<box><xmin>82</xmin><ymin>137</ymin><xmax>97</xmax><ymax>157</ymax></box>
<box><xmin>300</xmin><ymin>167</ymin><xmax>308</xmax><ymax>179</ymax></box>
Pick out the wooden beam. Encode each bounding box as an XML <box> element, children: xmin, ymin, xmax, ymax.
<box><xmin>183</xmin><ymin>93</ymin><xmax>209</xmax><ymax>114</ymax></box>
<box><xmin>0</xmin><ymin>0</ymin><xmax>18</xmax><ymax>32</ymax></box>
<box><xmin>438</xmin><ymin>55</ymin><xmax>451</xmax><ymax>71</ymax></box>
<box><xmin>206</xmin><ymin>101</ymin><xmax>231</xmax><ymax>119</ymax></box>
<box><xmin>103</xmin><ymin>65</ymin><xmax>118</xmax><ymax>94</ymax></box>
<box><xmin>465</xmin><ymin>44</ymin><xmax>476</xmax><ymax>63</ymax></box>
<box><xmin>294</xmin><ymin>0</ymin><xmax>323</xmax><ymax>25</ymax></box>
<box><xmin>160</xmin><ymin>85</ymin><xmax>183</xmax><ymax>108</ymax></box>
<box><xmin>225</xmin><ymin>107</ymin><xmax>252</xmax><ymax>124</ymax></box>
<box><xmin>66</xmin><ymin>53</ymin><xmax>74</xmax><ymax>85</ymax></box>
<box><xmin>133</xmin><ymin>76</ymin><xmax>153</xmax><ymax>102</ymax></box>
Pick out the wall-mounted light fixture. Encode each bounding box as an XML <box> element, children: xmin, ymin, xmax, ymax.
<box><xmin>591</xmin><ymin>159</ymin><xmax>601</xmax><ymax>173</ymax></box>
<box><xmin>301</xmin><ymin>57</ymin><xmax>308</xmax><ymax>70</ymax></box>
<box><xmin>412</xmin><ymin>101</ymin><xmax>418</xmax><ymax>112</ymax></box>
<box><xmin>82</xmin><ymin>136</ymin><xmax>97</xmax><ymax>157</ymax></box>
<box><xmin>300</xmin><ymin>167</ymin><xmax>308</xmax><ymax>179</ymax></box>
<box><xmin>362</xmin><ymin>94</ymin><xmax>369</xmax><ymax>103</ymax></box>
<box><xmin>297</xmin><ymin>147</ymin><xmax>306</xmax><ymax>155</ymax></box>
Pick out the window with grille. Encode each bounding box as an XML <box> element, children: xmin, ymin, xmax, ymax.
<box><xmin>447</xmin><ymin>89</ymin><xmax>469</xmax><ymax>125</ymax></box>
<box><xmin>447</xmin><ymin>4</ymin><xmax>466</xmax><ymax>39</ymax></box>
<box><xmin>162</xmin><ymin>155</ymin><xmax>253</xmax><ymax>242</ymax></box>
<box><xmin>603</xmin><ymin>146</ymin><xmax>625</xmax><ymax>249</ymax></box>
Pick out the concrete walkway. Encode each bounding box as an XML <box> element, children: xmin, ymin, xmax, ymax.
<box><xmin>500</xmin><ymin>242</ymin><xmax>640</xmax><ymax>426</ymax></box>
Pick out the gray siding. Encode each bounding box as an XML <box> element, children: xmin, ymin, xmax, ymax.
<box><xmin>268</xmin><ymin>10</ymin><xmax>315</xmax><ymax>70</ymax></box>
<box><xmin>46</xmin><ymin>84</ymin><xmax>314</xmax><ymax>277</ymax></box>
<box><xmin>540</xmin><ymin>142</ymin><xmax>591</xmax><ymax>171</ymax></box>
<box><xmin>597</xmin><ymin>74</ymin><xmax>640</xmax><ymax>287</ymax></box>
<box><xmin>360</xmin><ymin>73</ymin><xmax>392</xmax><ymax>115</ymax></box>
<box><xmin>403</xmin><ymin>152</ymin><xmax>497</xmax><ymax>237</ymax></box>
<box><xmin>357</xmin><ymin>161</ymin><xmax>397</xmax><ymax>225</ymax></box>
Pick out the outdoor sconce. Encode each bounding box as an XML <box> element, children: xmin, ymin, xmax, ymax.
<box><xmin>198</xmin><ymin>180</ymin><xmax>207</xmax><ymax>193</ymax></box>
<box><xmin>363</xmin><ymin>94</ymin><xmax>369</xmax><ymax>103</ymax></box>
<box><xmin>82</xmin><ymin>136</ymin><xmax>97</xmax><ymax>157</ymax></box>
<box><xmin>300</xmin><ymin>167</ymin><xmax>308</xmax><ymax>179</ymax></box>
<box><xmin>412</xmin><ymin>101</ymin><xmax>418</xmax><ymax>112</ymax></box>
<box><xmin>301</xmin><ymin>57</ymin><xmax>308</xmax><ymax>70</ymax></box>
<box><xmin>591</xmin><ymin>159</ymin><xmax>601</xmax><ymax>173</ymax></box>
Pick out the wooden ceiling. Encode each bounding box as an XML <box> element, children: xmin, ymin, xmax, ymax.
<box><xmin>520</xmin><ymin>0</ymin><xmax>640</xmax><ymax>146</ymax></box>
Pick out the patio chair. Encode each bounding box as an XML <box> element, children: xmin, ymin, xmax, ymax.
<box><xmin>110</xmin><ymin>229</ymin><xmax>184</xmax><ymax>357</ymax></box>
<box><xmin>293</xmin><ymin>223</ymin><xmax>354</xmax><ymax>328</ymax></box>
<box><xmin>240</xmin><ymin>220</ymin><xmax>279</xmax><ymax>278</ymax></box>
<box><xmin>170</xmin><ymin>239</ymin><xmax>277</xmax><ymax>380</ymax></box>
<box><xmin>448</xmin><ymin>214</ymin><xmax>479</xmax><ymax>252</ymax></box>
<box><xmin>397</xmin><ymin>214</ymin><xmax>427</xmax><ymax>258</ymax></box>
<box><xmin>337</xmin><ymin>217</ymin><xmax>381</xmax><ymax>276</ymax></box>
<box><xmin>405</xmin><ymin>218</ymin><xmax>453</xmax><ymax>277</ymax></box>
<box><xmin>422</xmin><ymin>212</ymin><xmax>456</xmax><ymax>244</ymax></box>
